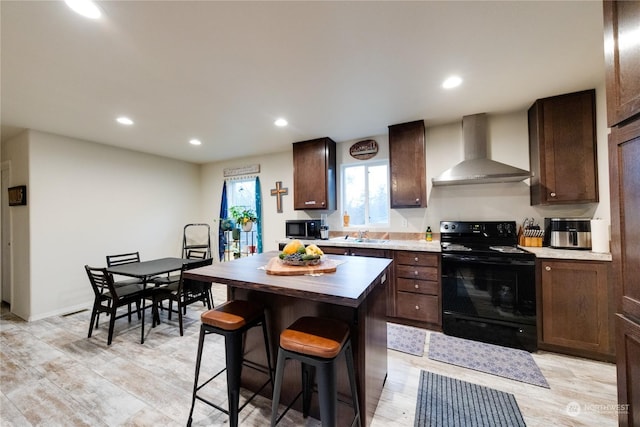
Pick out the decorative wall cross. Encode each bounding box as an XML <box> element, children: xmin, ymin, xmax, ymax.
<box><xmin>270</xmin><ymin>181</ymin><xmax>289</xmax><ymax>213</ymax></box>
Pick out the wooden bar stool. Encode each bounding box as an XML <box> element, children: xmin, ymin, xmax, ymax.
<box><xmin>270</xmin><ymin>316</ymin><xmax>361</xmax><ymax>427</ymax></box>
<box><xmin>187</xmin><ymin>300</ymin><xmax>274</xmax><ymax>427</ymax></box>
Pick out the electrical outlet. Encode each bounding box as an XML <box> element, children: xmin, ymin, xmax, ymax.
<box><xmin>402</xmin><ymin>219</ymin><xmax>408</xmax><ymax>228</ymax></box>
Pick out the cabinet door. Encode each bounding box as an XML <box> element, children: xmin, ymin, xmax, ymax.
<box><xmin>616</xmin><ymin>314</ymin><xmax>640</xmax><ymax>427</ymax></box>
<box><xmin>604</xmin><ymin>1</ymin><xmax>640</xmax><ymax>127</ymax></box>
<box><xmin>529</xmin><ymin>90</ymin><xmax>598</xmax><ymax>205</ymax></box>
<box><xmin>389</xmin><ymin>120</ymin><xmax>426</xmax><ymax>208</ymax></box>
<box><xmin>540</xmin><ymin>260</ymin><xmax>611</xmax><ymax>355</ymax></box>
<box><xmin>609</xmin><ymin>103</ymin><xmax>640</xmax><ymax>321</ymax></box>
<box><xmin>293</xmin><ymin>138</ymin><xmax>336</xmax><ymax>210</ymax></box>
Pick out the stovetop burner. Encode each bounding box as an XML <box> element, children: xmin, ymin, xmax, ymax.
<box><xmin>441</xmin><ymin>243</ymin><xmax>472</xmax><ymax>252</ymax></box>
<box><xmin>489</xmin><ymin>245</ymin><xmax>527</xmax><ymax>254</ymax></box>
<box><xmin>440</xmin><ymin>220</ymin><xmax>532</xmax><ymax>259</ymax></box>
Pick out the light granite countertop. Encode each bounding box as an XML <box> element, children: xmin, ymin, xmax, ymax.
<box><xmin>279</xmin><ymin>238</ymin><xmax>612</xmax><ymax>261</ymax></box>
<box><xmin>520</xmin><ymin>246</ymin><xmax>612</xmax><ymax>262</ymax></box>
<box><xmin>278</xmin><ymin>238</ymin><xmax>441</xmax><ymax>252</ymax></box>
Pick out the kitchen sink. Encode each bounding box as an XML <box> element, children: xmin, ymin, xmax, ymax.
<box><xmin>331</xmin><ymin>237</ymin><xmax>388</xmax><ymax>244</ymax></box>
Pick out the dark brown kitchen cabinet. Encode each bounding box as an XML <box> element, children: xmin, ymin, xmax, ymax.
<box><xmin>389</xmin><ymin>120</ymin><xmax>426</xmax><ymax>208</ymax></box>
<box><xmin>537</xmin><ymin>259</ymin><xmax>614</xmax><ymax>361</ymax></box>
<box><xmin>604</xmin><ymin>1</ymin><xmax>640</xmax><ymax>127</ymax></box>
<box><xmin>389</xmin><ymin>251</ymin><xmax>440</xmax><ymax>328</ymax></box>
<box><xmin>292</xmin><ymin>137</ymin><xmax>336</xmax><ymax>210</ymax></box>
<box><xmin>528</xmin><ymin>89</ymin><xmax>598</xmax><ymax>205</ymax></box>
<box><xmin>316</xmin><ymin>245</ymin><xmax>389</xmax><ymax>259</ymax></box>
<box><xmin>605</xmin><ymin>2</ymin><xmax>640</xmax><ymax>424</ymax></box>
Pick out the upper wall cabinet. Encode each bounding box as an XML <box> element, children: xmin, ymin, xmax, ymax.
<box><xmin>528</xmin><ymin>89</ymin><xmax>598</xmax><ymax>205</ymax></box>
<box><xmin>604</xmin><ymin>1</ymin><xmax>640</xmax><ymax>127</ymax></box>
<box><xmin>389</xmin><ymin>120</ymin><xmax>426</xmax><ymax>208</ymax></box>
<box><xmin>292</xmin><ymin>137</ymin><xmax>336</xmax><ymax>211</ymax></box>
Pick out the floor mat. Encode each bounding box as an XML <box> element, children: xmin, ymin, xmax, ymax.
<box><xmin>415</xmin><ymin>370</ymin><xmax>526</xmax><ymax>427</ymax></box>
<box><xmin>387</xmin><ymin>322</ymin><xmax>426</xmax><ymax>357</ymax></box>
<box><xmin>428</xmin><ymin>333</ymin><xmax>549</xmax><ymax>388</ymax></box>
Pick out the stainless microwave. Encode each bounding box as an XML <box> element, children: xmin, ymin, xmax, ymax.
<box><xmin>285</xmin><ymin>219</ymin><xmax>321</xmax><ymax>240</ymax></box>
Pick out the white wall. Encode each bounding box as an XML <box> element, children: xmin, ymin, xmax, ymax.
<box><xmin>7</xmin><ymin>130</ymin><xmax>201</xmax><ymax>320</ymax></box>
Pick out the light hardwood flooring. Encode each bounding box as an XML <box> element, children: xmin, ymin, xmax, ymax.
<box><xmin>0</xmin><ymin>284</ymin><xmax>618</xmax><ymax>426</ymax></box>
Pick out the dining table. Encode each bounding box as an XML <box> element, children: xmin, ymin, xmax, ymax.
<box><xmin>106</xmin><ymin>257</ymin><xmax>201</xmax><ymax>344</ymax></box>
<box><xmin>184</xmin><ymin>251</ymin><xmax>392</xmax><ymax>427</ymax></box>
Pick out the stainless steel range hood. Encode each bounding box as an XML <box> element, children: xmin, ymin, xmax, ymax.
<box><xmin>431</xmin><ymin>113</ymin><xmax>530</xmax><ymax>186</ymax></box>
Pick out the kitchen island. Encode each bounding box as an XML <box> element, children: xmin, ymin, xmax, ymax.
<box><xmin>184</xmin><ymin>251</ymin><xmax>392</xmax><ymax>427</ymax></box>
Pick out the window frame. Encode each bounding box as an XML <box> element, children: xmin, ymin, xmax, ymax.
<box><xmin>340</xmin><ymin>159</ymin><xmax>390</xmax><ymax>228</ymax></box>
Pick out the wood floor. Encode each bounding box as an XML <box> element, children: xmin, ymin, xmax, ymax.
<box><xmin>0</xmin><ymin>284</ymin><xmax>618</xmax><ymax>426</ymax></box>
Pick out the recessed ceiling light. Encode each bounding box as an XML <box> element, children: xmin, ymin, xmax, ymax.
<box><xmin>65</xmin><ymin>0</ymin><xmax>102</xmax><ymax>19</ymax></box>
<box><xmin>189</xmin><ymin>139</ymin><xmax>202</xmax><ymax>146</ymax></box>
<box><xmin>442</xmin><ymin>76</ymin><xmax>463</xmax><ymax>89</ymax></box>
<box><xmin>274</xmin><ymin>118</ymin><xmax>288</xmax><ymax>127</ymax></box>
<box><xmin>116</xmin><ymin>117</ymin><xmax>133</xmax><ymax>125</ymax></box>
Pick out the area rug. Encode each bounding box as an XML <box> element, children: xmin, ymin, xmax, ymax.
<box><xmin>387</xmin><ymin>323</ymin><xmax>426</xmax><ymax>356</ymax></box>
<box><xmin>428</xmin><ymin>333</ymin><xmax>549</xmax><ymax>388</ymax></box>
<box><xmin>415</xmin><ymin>370</ymin><xmax>526</xmax><ymax>427</ymax></box>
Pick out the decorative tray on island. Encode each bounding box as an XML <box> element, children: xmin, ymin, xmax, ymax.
<box><xmin>266</xmin><ymin>241</ymin><xmax>335</xmax><ymax>275</ymax></box>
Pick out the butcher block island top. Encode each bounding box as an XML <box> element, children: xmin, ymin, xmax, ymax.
<box><xmin>185</xmin><ymin>251</ymin><xmax>392</xmax><ymax>308</ymax></box>
<box><xmin>184</xmin><ymin>250</ymin><xmax>392</xmax><ymax>426</ymax></box>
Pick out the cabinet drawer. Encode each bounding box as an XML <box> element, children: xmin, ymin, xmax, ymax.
<box><xmin>397</xmin><ymin>278</ymin><xmax>438</xmax><ymax>295</ymax></box>
<box><xmin>395</xmin><ymin>252</ymin><xmax>438</xmax><ymax>267</ymax></box>
<box><xmin>396</xmin><ymin>265</ymin><xmax>439</xmax><ymax>281</ymax></box>
<box><xmin>349</xmin><ymin>247</ymin><xmax>389</xmax><ymax>258</ymax></box>
<box><xmin>396</xmin><ymin>292</ymin><xmax>439</xmax><ymax>323</ymax></box>
<box><xmin>318</xmin><ymin>246</ymin><xmax>348</xmax><ymax>256</ymax></box>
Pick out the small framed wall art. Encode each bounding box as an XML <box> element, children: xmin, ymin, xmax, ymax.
<box><xmin>8</xmin><ymin>185</ymin><xmax>27</xmax><ymax>206</ymax></box>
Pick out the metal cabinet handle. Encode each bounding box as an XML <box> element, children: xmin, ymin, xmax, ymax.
<box><xmin>415</xmin><ymin>198</ymin><xmax>420</xmax><ymax>203</ymax></box>
<box><xmin>415</xmin><ymin>305</ymin><xmax>420</xmax><ymax>310</ymax></box>
<box><xmin>414</xmin><ymin>257</ymin><xmax>419</xmax><ymax>262</ymax></box>
<box><xmin>414</xmin><ymin>271</ymin><xmax>418</xmax><ymax>276</ymax></box>
<box><xmin>344</xmin><ymin>251</ymin><xmax>349</xmax><ymax>256</ymax></box>
<box><xmin>550</xmin><ymin>192</ymin><xmax>556</xmax><ymax>197</ymax></box>
<box><xmin>414</xmin><ymin>284</ymin><xmax>419</xmax><ymax>289</ymax></box>
<box><xmin>545</xmin><ymin>266</ymin><xmax>551</xmax><ymax>271</ymax></box>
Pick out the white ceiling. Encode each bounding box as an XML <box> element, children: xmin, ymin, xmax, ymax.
<box><xmin>1</xmin><ymin>1</ymin><xmax>605</xmax><ymax>164</ymax></box>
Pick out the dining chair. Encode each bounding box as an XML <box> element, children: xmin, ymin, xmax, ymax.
<box><xmin>85</xmin><ymin>265</ymin><xmax>146</xmax><ymax>345</ymax></box>
<box><xmin>106</xmin><ymin>251</ymin><xmax>145</xmax><ymax>286</ymax></box>
<box><xmin>151</xmin><ymin>250</ymin><xmax>212</xmax><ymax>308</ymax></box>
<box><xmin>151</xmin><ymin>258</ymin><xmax>214</xmax><ymax>335</ymax></box>
<box><xmin>106</xmin><ymin>251</ymin><xmax>145</xmax><ymax>317</ymax></box>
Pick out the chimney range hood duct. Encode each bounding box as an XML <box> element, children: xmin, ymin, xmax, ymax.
<box><xmin>431</xmin><ymin>113</ymin><xmax>530</xmax><ymax>186</ymax></box>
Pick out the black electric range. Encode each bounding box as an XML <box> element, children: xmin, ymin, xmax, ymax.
<box><xmin>440</xmin><ymin>221</ymin><xmax>537</xmax><ymax>352</ymax></box>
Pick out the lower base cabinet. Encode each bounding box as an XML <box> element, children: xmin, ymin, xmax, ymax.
<box><xmin>538</xmin><ymin>259</ymin><xmax>614</xmax><ymax>361</ymax></box>
<box><xmin>390</xmin><ymin>251</ymin><xmax>441</xmax><ymax>329</ymax></box>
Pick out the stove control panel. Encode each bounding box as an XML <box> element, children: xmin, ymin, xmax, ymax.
<box><xmin>440</xmin><ymin>221</ymin><xmax>517</xmax><ymax>238</ymax></box>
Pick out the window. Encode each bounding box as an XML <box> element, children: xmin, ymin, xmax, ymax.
<box><xmin>227</xmin><ymin>178</ymin><xmax>256</xmax><ymax>216</ymax></box>
<box><xmin>341</xmin><ymin>161</ymin><xmax>389</xmax><ymax>226</ymax></box>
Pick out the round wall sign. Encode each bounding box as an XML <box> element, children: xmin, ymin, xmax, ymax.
<box><xmin>349</xmin><ymin>139</ymin><xmax>378</xmax><ymax>160</ymax></box>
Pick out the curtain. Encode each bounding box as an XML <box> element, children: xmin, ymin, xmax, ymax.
<box><xmin>255</xmin><ymin>176</ymin><xmax>263</xmax><ymax>253</ymax></box>
<box><xmin>218</xmin><ymin>181</ymin><xmax>228</xmax><ymax>261</ymax></box>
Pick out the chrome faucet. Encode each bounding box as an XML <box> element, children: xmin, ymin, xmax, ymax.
<box><xmin>357</xmin><ymin>230</ymin><xmax>369</xmax><ymax>240</ymax></box>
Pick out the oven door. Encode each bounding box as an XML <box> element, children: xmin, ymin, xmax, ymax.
<box><xmin>441</xmin><ymin>252</ymin><xmax>537</xmax><ymax>351</ymax></box>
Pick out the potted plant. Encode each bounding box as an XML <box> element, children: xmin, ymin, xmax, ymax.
<box><xmin>230</xmin><ymin>206</ymin><xmax>258</xmax><ymax>232</ymax></box>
